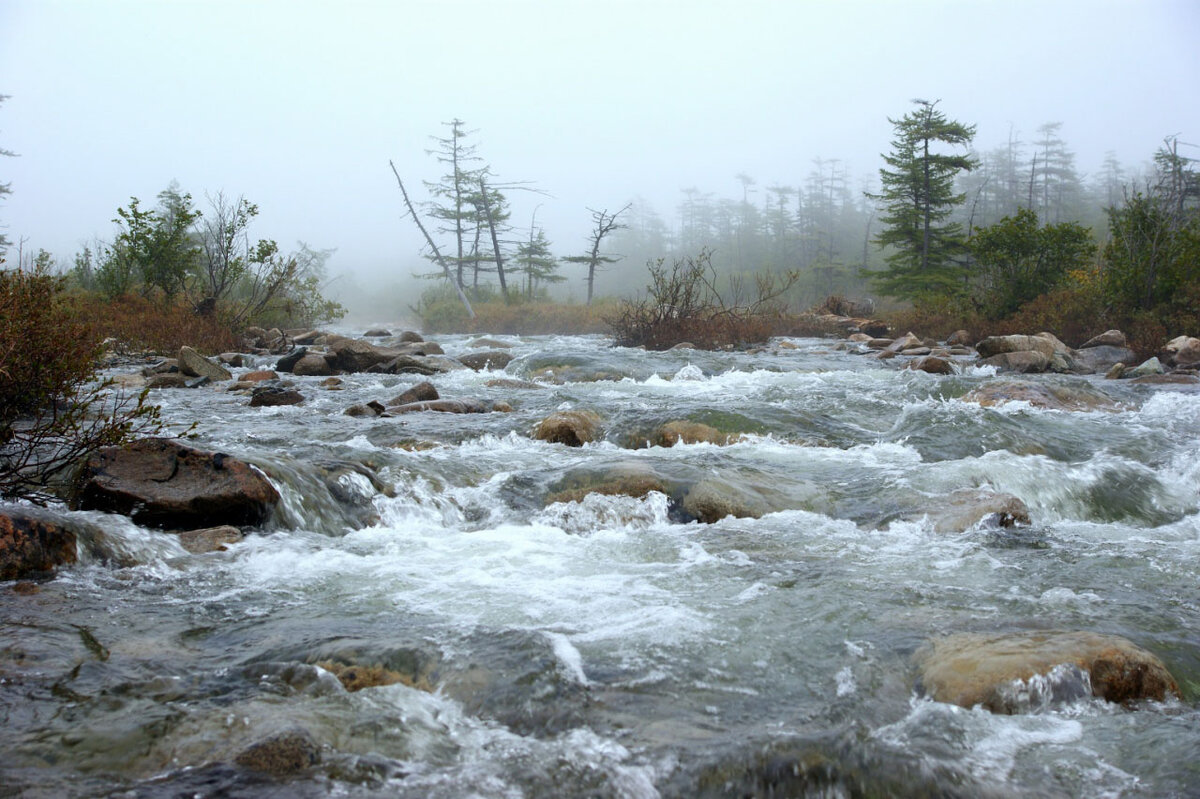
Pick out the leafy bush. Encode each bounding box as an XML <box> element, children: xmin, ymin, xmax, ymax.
<box><xmin>68</xmin><ymin>293</ymin><xmax>242</xmax><ymax>355</ymax></box>
<box><xmin>607</xmin><ymin>251</ymin><xmax>799</xmax><ymax>350</ymax></box>
<box><xmin>415</xmin><ymin>284</ymin><xmax>610</xmax><ymax>335</ymax></box>
<box><xmin>1</xmin><ymin>267</ymin><xmax>163</xmax><ymax>502</ymax></box>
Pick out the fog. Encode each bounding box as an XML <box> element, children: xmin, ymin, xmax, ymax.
<box><xmin>2</xmin><ymin>0</ymin><xmax>1198</xmax><ymax>314</ymax></box>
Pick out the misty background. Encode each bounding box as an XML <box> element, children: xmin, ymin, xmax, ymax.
<box><xmin>2</xmin><ymin>0</ymin><xmax>1198</xmax><ymax>321</ymax></box>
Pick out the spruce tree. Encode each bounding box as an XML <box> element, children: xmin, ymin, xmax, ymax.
<box><xmin>870</xmin><ymin>99</ymin><xmax>976</xmax><ymax>300</ymax></box>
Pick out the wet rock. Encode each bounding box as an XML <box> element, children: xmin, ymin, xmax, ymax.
<box><xmin>916</xmin><ymin>488</ymin><xmax>1031</xmax><ymax>533</ymax></box>
<box><xmin>1080</xmin><ymin>329</ymin><xmax>1127</xmax><ymax>349</ymax></box>
<box><xmin>651</xmin><ymin>420</ymin><xmax>739</xmax><ymax>447</ymax></box>
<box><xmin>71</xmin><ymin>438</ymin><xmax>280</xmax><ymax>530</ymax></box>
<box><xmin>239</xmin><ymin>369</ymin><xmax>279</xmax><ymax>382</ymax></box>
<box><xmin>670</xmin><ymin>341</ymin><xmax>696</xmax><ymax>350</ymax></box>
<box><xmin>885</xmin><ymin>332</ymin><xmax>923</xmax><ymax>353</ymax></box>
<box><xmin>1162</xmin><ymin>335</ymin><xmax>1200</xmax><ymax>367</ymax></box>
<box><xmin>533</xmin><ymin>410</ymin><xmax>602</xmax><ymax>446</ymax></box>
<box><xmin>545</xmin><ymin>462</ymin><xmax>670</xmax><ymax>505</ymax></box>
<box><xmin>390</xmin><ymin>399</ymin><xmax>508</xmax><ymax>414</ymax></box>
<box><xmin>145</xmin><ymin>373</ymin><xmax>192</xmax><ymax>389</ymax></box>
<box><xmin>219</xmin><ymin>352</ymin><xmax>247</xmax><ymax>367</ymax></box>
<box><xmin>320</xmin><ymin>377</ymin><xmax>343</xmax><ymax>389</ymax></box>
<box><xmin>249</xmin><ymin>386</ymin><xmax>304</xmax><ymax>407</ymax></box>
<box><xmin>866</xmin><ymin>337</ymin><xmax>894</xmax><ymax>349</ymax></box>
<box><xmin>178</xmin><ymin>525</ymin><xmax>243</xmax><ymax>554</ymax></box>
<box><xmin>467</xmin><ymin>336</ymin><xmax>512</xmax><ymax>349</ymax></box>
<box><xmin>682</xmin><ymin>477</ymin><xmax>771</xmax><ymax>523</ymax></box>
<box><xmin>486</xmin><ymin>378</ymin><xmax>543</xmax><ymax>390</ymax></box>
<box><xmin>177</xmin><ymin>346</ymin><xmax>232</xmax><ymax>382</ymax></box>
<box><xmin>906</xmin><ymin>356</ymin><xmax>955</xmax><ymax>375</ymax></box>
<box><xmin>316</xmin><ymin>659</ymin><xmax>432</xmax><ymax>692</ymax></box>
<box><xmin>363</xmin><ymin>328</ymin><xmax>391</xmax><ymax>337</ymax></box>
<box><xmin>1106</xmin><ymin>362</ymin><xmax>1126</xmax><ymax>379</ymax></box>
<box><xmin>457</xmin><ymin>350</ymin><xmax>514</xmax><ymax>371</ymax></box>
<box><xmin>274</xmin><ymin>347</ymin><xmax>308</xmax><ymax>373</ymax></box>
<box><xmin>110</xmin><ymin>372</ymin><xmax>148</xmax><ymax>389</ymax></box>
<box><xmin>1129</xmin><ymin>373</ymin><xmax>1200</xmax><ymax>385</ymax></box>
<box><xmin>0</xmin><ymin>507</ymin><xmax>77</xmax><ymax>580</ymax></box>
<box><xmin>945</xmin><ymin>329</ymin><xmax>972</xmax><ymax>346</ymax></box>
<box><xmin>899</xmin><ymin>346</ymin><xmax>932</xmax><ymax>356</ymax></box>
<box><xmin>234</xmin><ymin>728</ymin><xmax>321</xmax><ymax>776</ymax></box>
<box><xmin>1072</xmin><ymin>344</ymin><xmax>1139</xmax><ymax>373</ymax></box>
<box><xmin>292</xmin><ymin>353</ymin><xmax>333</xmax><ymax>376</ymax></box>
<box><xmin>1128</xmin><ymin>356</ymin><xmax>1165</xmax><ymax>377</ymax></box>
<box><xmin>327</xmin><ymin>338</ymin><xmax>399</xmax><ymax>373</ymax></box>
<box><xmin>962</xmin><ymin>380</ymin><xmax>1124</xmax><ymax>412</ymax></box>
<box><xmin>344</xmin><ymin>401</ymin><xmax>386</xmax><ymax>417</ymax></box>
<box><xmin>386</xmin><ymin>381</ymin><xmax>438</xmax><ymax>406</ymax></box>
<box><xmin>398</xmin><ymin>330</ymin><xmax>424</xmax><ymax>343</ymax></box>
<box><xmin>372</xmin><ymin>354</ymin><xmax>443</xmax><ymax>376</ymax></box>
<box><xmin>979</xmin><ymin>350</ymin><xmax>1052</xmax><ymax>373</ymax></box>
<box><xmin>914</xmin><ymin>631</ymin><xmax>1180</xmax><ymax>712</ymax></box>
<box><xmin>291</xmin><ymin>329</ymin><xmax>327</xmax><ymax>345</ymax></box>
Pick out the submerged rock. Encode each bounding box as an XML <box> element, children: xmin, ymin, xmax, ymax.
<box><xmin>914</xmin><ymin>630</ymin><xmax>1180</xmax><ymax>713</ymax></box>
<box><xmin>650</xmin><ymin>420</ymin><xmax>741</xmax><ymax>447</ymax></box>
<box><xmin>545</xmin><ymin>462</ymin><xmax>670</xmax><ymax>505</ymax></box>
<box><xmin>533</xmin><ymin>410</ymin><xmax>602</xmax><ymax>446</ymax></box>
<box><xmin>386</xmin><ymin>381</ymin><xmax>438</xmax><ymax>407</ymax></box>
<box><xmin>178</xmin><ymin>525</ymin><xmax>243</xmax><ymax>554</ymax></box>
<box><xmin>962</xmin><ymin>380</ymin><xmax>1124</xmax><ymax>412</ymax></box>
<box><xmin>71</xmin><ymin>438</ymin><xmax>280</xmax><ymax>530</ymax></box>
<box><xmin>913</xmin><ymin>488</ymin><xmax>1031</xmax><ymax>533</ymax></box>
<box><xmin>682</xmin><ymin>477</ymin><xmax>771</xmax><ymax>523</ymax></box>
<box><xmin>0</xmin><ymin>506</ymin><xmax>77</xmax><ymax>580</ymax></box>
<box><xmin>234</xmin><ymin>728</ymin><xmax>321</xmax><ymax>776</ymax></box>
<box><xmin>389</xmin><ymin>399</ymin><xmax>509</xmax><ymax>414</ymax></box>
<box><xmin>316</xmin><ymin>659</ymin><xmax>433</xmax><ymax>692</ymax></box>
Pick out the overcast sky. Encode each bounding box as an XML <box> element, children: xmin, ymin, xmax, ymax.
<box><xmin>2</xmin><ymin>0</ymin><xmax>1198</xmax><ymax>293</ymax></box>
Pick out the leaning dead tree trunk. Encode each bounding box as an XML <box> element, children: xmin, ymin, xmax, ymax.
<box><xmin>477</xmin><ymin>176</ymin><xmax>509</xmax><ymax>302</ymax></box>
<box><xmin>389</xmin><ymin>159</ymin><xmax>475</xmax><ymax>318</ymax></box>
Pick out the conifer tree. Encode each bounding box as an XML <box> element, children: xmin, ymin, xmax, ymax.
<box><xmin>870</xmin><ymin>99</ymin><xmax>976</xmax><ymax>300</ymax></box>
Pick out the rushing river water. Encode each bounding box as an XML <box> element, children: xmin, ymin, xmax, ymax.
<box><xmin>2</xmin><ymin>332</ymin><xmax>1199</xmax><ymax>798</ymax></box>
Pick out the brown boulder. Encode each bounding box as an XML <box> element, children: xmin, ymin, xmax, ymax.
<box><xmin>907</xmin><ymin>356</ymin><xmax>955</xmax><ymax>375</ymax></box>
<box><xmin>458</xmin><ymin>350</ymin><xmax>515</xmax><ymax>371</ymax></box>
<box><xmin>327</xmin><ymin>338</ymin><xmax>402</xmax><ymax>373</ymax></box>
<box><xmin>533</xmin><ymin>411</ymin><xmax>602</xmax><ymax>446</ymax></box>
<box><xmin>651</xmin><ymin>420</ymin><xmax>739</xmax><ymax>447</ymax></box>
<box><xmin>0</xmin><ymin>507</ymin><xmax>77</xmax><ymax>580</ymax></box>
<box><xmin>979</xmin><ymin>350</ymin><xmax>1052</xmax><ymax>373</ymax></box>
<box><xmin>238</xmin><ymin>369</ymin><xmax>279</xmax><ymax>382</ymax></box>
<box><xmin>915</xmin><ymin>631</ymin><xmax>1180</xmax><ymax>713</ymax></box>
<box><xmin>71</xmin><ymin>438</ymin><xmax>280</xmax><ymax>530</ymax></box>
<box><xmin>1080</xmin><ymin>329</ymin><xmax>1127</xmax><ymax>349</ymax></box>
<box><xmin>915</xmin><ymin>488</ymin><xmax>1031</xmax><ymax>533</ymax></box>
<box><xmin>178</xmin><ymin>525</ymin><xmax>243</xmax><ymax>554</ymax></box>
<box><xmin>1162</xmin><ymin>335</ymin><xmax>1200</xmax><ymax>367</ymax></box>
<box><xmin>292</xmin><ymin>353</ymin><xmax>333</xmax><ymax>376</ymax></box>
<box><xmin>398</xmin><ymin>330</ymin><xmax>424</xmax><ymax>343</ymax></box>
<box><xmin>545</xmin><ymin>462</ymin><xmax>669</xmax><ymax>505</ymax></box>
<box><xmin>386</xmin><ymin>381</ymin><xmax>439</xmax><ymax>406</ymax></box>
<box><xmin>249</xmin><ymin>386</ymin><xmax>305</xmax><ymax>407</ymax></box>
<box><xmin>945</xmin><ymin>329</ymin><xmax>972</xmax><ymax>346</ymax></box>
<box><xmin>682</xmin><ymin>477</ymin><xmax>770</xmax><ymax>523</ymax></box>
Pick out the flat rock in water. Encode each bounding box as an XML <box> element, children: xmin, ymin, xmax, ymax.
<box><xmin>682</xmin><ymin>477</ymin><xmax>771</xmax><ymax>523</ymax></box>
<box><xmin>249</xmin><ymin>386</ymin><xmax>304</xmax><ymax>407</ymax></box>
<box><xmin>914</xmin><ymin>630</ymin><xmax>1180</xmax><ymax>713</ymax></box>
<box><xmin>71</xmin><ymin>438</ymin><xmax>280</xmax><ymax>530</ymax></box>
<box><xmin>916</xmin><ymin>488</ymin><xmax>1031</xmax><ymax>533</ymax></box>
<box><xmin>0</xmin><ymin>507</ymin><xmax>78</xmax><ymax>580</ymax></box>
<box><xmin>963</xmin><ymin>380</ymin><xmax>1124</xmax><ymax>412</ymax></box>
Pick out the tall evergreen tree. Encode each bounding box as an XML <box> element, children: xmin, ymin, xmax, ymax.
<box><xmin>870</xmin><ymin>99</ymin><xmax>977</xmax><ymax>300</ymax></box>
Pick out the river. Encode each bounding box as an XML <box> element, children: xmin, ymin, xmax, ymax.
<box><xmin>2</xmin><ymin>332</ymin><xmax>1198</xmax><ymax>797</ymax></box>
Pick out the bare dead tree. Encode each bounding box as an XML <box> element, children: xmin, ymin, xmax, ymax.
<box><xmin>564</xmin><ymin>204</ymin><xmax>631</xmax><ymax>305</ymax></box>
<box><xmin>477</xmin><ymin>175</ymin><xmax>510</xmax><ymax>301</ymax></box>
<box><xmin>389</xmin><ymin>159</ymin><xmax>475</xmax><ymax>318</ymax></box>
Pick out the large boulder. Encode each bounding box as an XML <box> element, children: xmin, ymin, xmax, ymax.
<box><xmin>906</xmin><ymin>355</ymin><xmax>955</xmax><ymax>375</ymax></box>
<box><xmin>1080</xmin><ymin>329</ymin><xmax>1127</xmax><ymax>349</ymax></box>
<box><xmin>1072</xmin><ymin>344</ymin><xmax>1139</xmax><ymax>373</ymax></box>
<box><xmin>275</xmin><ymin>347</ymin><xmax>308</xmax><ymax>373</ymax></box>
<box><xmin>177</xmin><ymin>346</ymin><xmax>232</xmax><ymax>382</ymax></box>
<box><xmin>327</xmin><ymin>339</ymin><xmax>398</xmax><ymax>373</ymax></box>
<box><xmin>1162</xmin><ymin>335</ymin><xmax>1200</xmax><ymax>367</ymax></box>
<box><xmin>249</xmin><ymin>385</ymin><xmax>305</xmax><ymax>407</ymax></box>
<box><xmin>914</xmin><ymin>631</ymin><xmax>1180</xmax><ymax>713</ymax></box>
<box><xmin>962</xmin><ymin>380</ymin><xmax>1124</xmax><ymax>412</ymax></box>
<box><xmin>976</xmin><ymin>332</ymin><xmax>1078</xmax><ymax>373</ymax></box>
<box><xmin>292</xmin><ymin>353</ymin><xmax>333</xmax><ymax>376</ymax></box>
<box><xmin>650</xmin><ymin>420</ymin><xmax>740</xmax><ymax>447</ymax></box>
<box><xmin>0</xmin><ymin>507</ymin><xmax>77</xmax><ymax>580</ymax></box>
<box><xmin>71</xmin><ymin>438</ymin><xmax>280</xmax><ymax>530</ymax></box>
<box><xmin>533</xmin><ymin>411</ymin><xmax>602</xmax><ymax>446</ymax></box>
